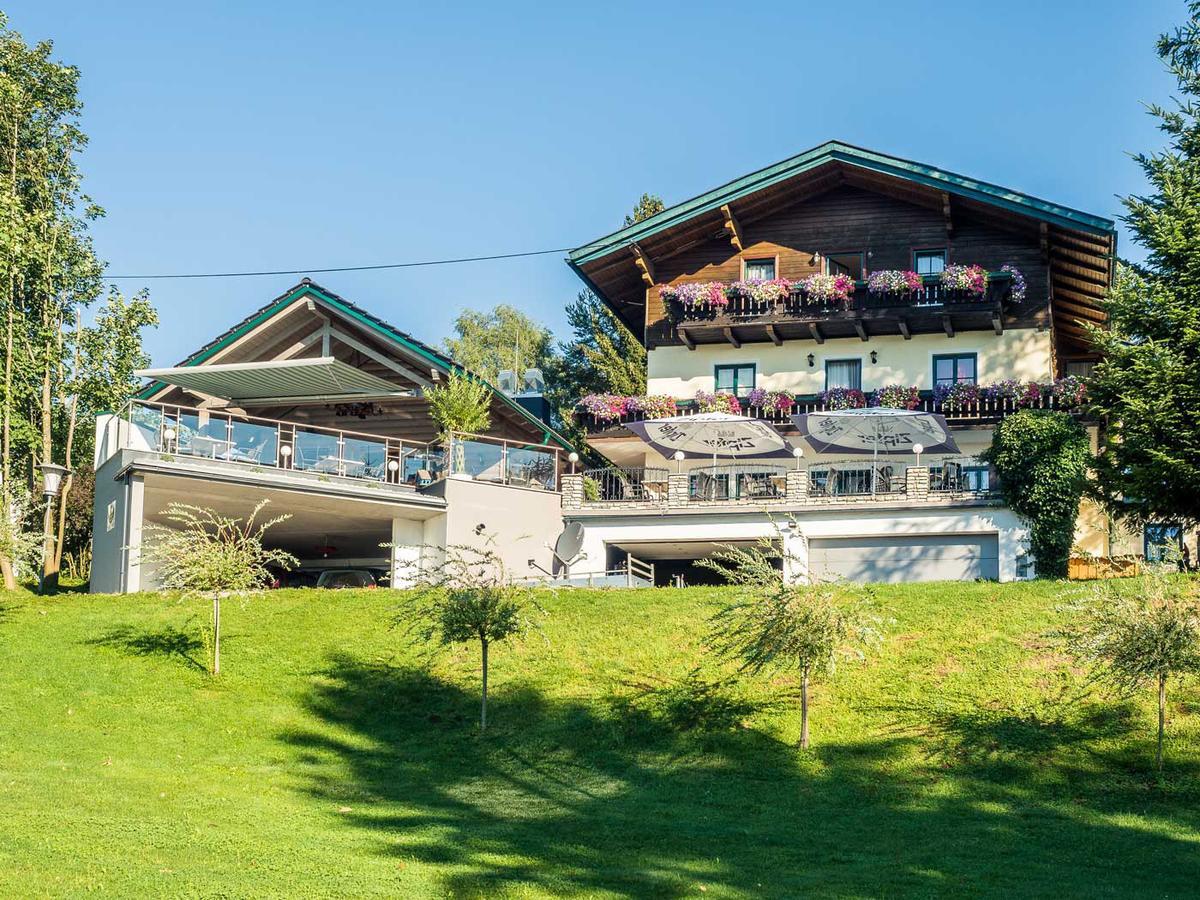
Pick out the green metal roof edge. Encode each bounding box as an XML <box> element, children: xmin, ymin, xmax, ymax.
<box><xmin>569</xmin><ymin>140</ymin><xmax>1117</xmax><ymax>265</ymax></box>
<box><xmin>137</xmin><ymin>282</ymin><xmax>574</xmax><ymax>452</ymax></box>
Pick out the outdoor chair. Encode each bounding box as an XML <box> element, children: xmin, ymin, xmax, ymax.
<box><xmin>742</xmin><ymin>474</ymin><xmax>777</xmax><ymax>500</ymax></box>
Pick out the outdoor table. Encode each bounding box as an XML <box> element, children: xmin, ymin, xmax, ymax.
<box><xmin>188</xmin><ymin>435</ymin><xmax>233</xmax><ymax>459</ymax></box>
<box><xmin>312</xmin><ymin>456</ymin><xmax>367</xmax><ymax>477</ymax></box>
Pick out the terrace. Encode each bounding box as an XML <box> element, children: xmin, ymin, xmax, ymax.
<box><xmin>99</xmin><ymin>400</ymin><xmax>562</xmax><ymax>493</ymax></box>
<box><xmin>564</xmin><ymin>456</ymin><xmax>997</xmax><ymax>512</ymax></box>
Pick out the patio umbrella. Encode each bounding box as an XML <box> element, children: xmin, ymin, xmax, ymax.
<box><xmin>625</xmin><ymin>412</ymin><xmax>794</xmax><ymax>460</ymax></box>
<box><xmin>790</xmin><ymin>407</ymin><xmax>959</xmax><ymax>493</ymax></box>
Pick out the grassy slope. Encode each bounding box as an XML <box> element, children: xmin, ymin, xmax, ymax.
<box><xmin>0</xmin><ymin>582</ymin><xmax>1198</xmax><ymax>898</ymax></box>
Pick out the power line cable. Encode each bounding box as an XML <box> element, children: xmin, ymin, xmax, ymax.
<box><xmin>105</xmin><ymin>246</ymin><xmax>574</xmax><ymax>280</ymax></box>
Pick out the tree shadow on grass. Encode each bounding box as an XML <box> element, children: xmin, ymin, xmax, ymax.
<box><xmin>280</xmin><ymin>653</ymin><xmax>1200</xmax><ymax>898</ymax></box>
<box><xmin>86</xmin><ymin>624</ymin><xmax>207</xmax><ymax>673</ymax></box>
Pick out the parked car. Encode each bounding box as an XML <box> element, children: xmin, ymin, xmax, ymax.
<box><xmin>314</xmin><ymin>569</ymin><xmax>377</xmax><ymax>589</ymax></box>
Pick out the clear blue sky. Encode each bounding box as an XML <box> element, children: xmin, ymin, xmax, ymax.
<box><xmin>2</xmin><ymin>0</ymin><xmax>1183</xmax><ymax>366</ymax></box>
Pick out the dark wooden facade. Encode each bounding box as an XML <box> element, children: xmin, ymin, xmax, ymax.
<box><xmin>570</xmin><ymin>144</ymin><xmax>1116</xmax><ymax>372</ymax></box>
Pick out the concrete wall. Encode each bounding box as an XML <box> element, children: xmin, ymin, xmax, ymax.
<box><xmin>646</xmin><ymin>329</ymin><xmax>1053</xmax><ymax>398</ymax></box>
<box><xmin>432</xmin><ymin>478</ymin><xmax>564</xmax><ymax>580</ymax></box>
<box><xmin>568</xmin><ymin>504</ymin><xmax>1031</xmax><ymax>584</ymax></box>
<box><xmin>89</xmin><ymin>451</ymin><xmax>144</xmax><ymax>594</ymax></box>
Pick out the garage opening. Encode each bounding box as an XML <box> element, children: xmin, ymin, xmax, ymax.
<box><xmin>808</xmin><ymin>534</ymin><xmax>1000</xmax><ymax>583</ymax></box>
<box><xmin>140</xmin><ymin>474</ymin><xmax>400</xmax><ymax>589</ymax></box>
<box><xmin>608</xmin><ymin>540</ymin><xmax>781</xmax><ymax>587</ymax></box>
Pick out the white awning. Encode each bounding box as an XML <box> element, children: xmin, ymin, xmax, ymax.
<box><xmin>136</xmin><ymin>357</ymin><xmax>414</xmax><ymax>403</ymax></box>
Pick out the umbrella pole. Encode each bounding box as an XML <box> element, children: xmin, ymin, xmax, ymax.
<box><xmin>872</xmin><ymin>421</ymin><xmax>879</xmax><ymax>494</ymax></box>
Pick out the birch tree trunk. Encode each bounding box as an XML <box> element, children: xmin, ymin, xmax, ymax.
<box><xmin>1157</xmin><ymin>672</ymin><xmax>1167</xmax><ymax>771</ymax></box>
<box><xmin>480</xmin><ymin>637</ymin><xmax>489</xmax><ymax>730</ymax></box>
<box><xmin>799</xmin><ymin>666</ymin><xmax>810</xmax><ymax>749</ymax></box>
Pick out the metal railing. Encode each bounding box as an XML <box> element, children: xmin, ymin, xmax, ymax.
<box><xmin>808</xmin><ymin>459</ymin><xmax>908</xmax><ymax>497</ymax></box>
<box><xmin>446</xmin><ymin>432</ymin><xmax>560</xmax><ymax>491</ymax></box>
<box><xmin>689</xmin><ymin>463</ymin><xmax>788</xmax><ymax>501</ymax></box>
<box><xmin>120</xmin><ymin>399</ymin><xmax>443</xmax><ymax>486</ymax></box>
<box><xmin>581</xmin><ymin>466</ymin><xmax>670</xmax><ymax>502</ymax></box>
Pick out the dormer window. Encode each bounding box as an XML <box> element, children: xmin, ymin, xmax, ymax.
<box><xmin>743</xmin><ymin>258</ymin><xmax>776</xmax><ymax>280</ymax></box>
<box><xmin>914</xmin><ymin>249</ymin><xmax>947</xmax><ymax>275</ymax></box>
<box><xmin>825</xmin><ymin>252</ymin><xmax>864</xmax><ymax>279</ymax></box>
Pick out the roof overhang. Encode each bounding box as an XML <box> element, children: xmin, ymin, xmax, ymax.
<box><xmin>567</xmin><ymin>141</ymin><xmax>1119</xmax><ymax>348</ymax></box>
<box><xmin>135</xmin><ymin>356</ymin><xmax>414</xmax><ymax>404</ymax></box>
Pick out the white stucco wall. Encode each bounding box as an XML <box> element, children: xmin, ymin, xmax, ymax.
<box><xmin>646</xmin><ymin>328</ymin><xmax>1053</xmax><ymax>397</ymax></box>
<box><xmin>568</xmin><ymin>505</ymin><xmax>1031</xmax><ymax>583</ymax></box>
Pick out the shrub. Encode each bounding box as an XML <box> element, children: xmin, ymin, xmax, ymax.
<box><xmin>798</xmin><ymin>273</ymin><xmax>855</xmax><ymax>304</ymax></box>
<box><xmin>580</xmin><ymin>393</ymin><xmax>630</xmax><ymax>422</ymax></box>
<box><xmin>819</xmin><ymin>387</ymin><xmax>867</xmax><ymax>410</ymax></box>
<box><xmin>871</xmin><ymin>385</ymin><xmax>920</xmax><ymax>410</ymax></box>
<box><xmin>982</xmin><ymin>410</ymin><xmax>1090</xmax><ymax>578</ymax></box>
<box><xmin>866</xmin><ymin>270</ymin><xmax>922</xmax><ymax>295</ymax></box>
<box><xmin>940</xmin><ymin>264</ymin><xmax>988</xmax><ymax>296</ymax></box>
<box><xmin>695</xmin><ymin>391</ymin><xmax>741</xmax><ymax>414</ymax></box>
<box><xmin>660</xmin><ymin>282</ymin><xmax>728</xmax><ymax>309</ymax></box>
<box><xmin>727</xmin><ymin>278</ymin><xmax>793</xmax><ymax>304</ymax></box>
<box><xmin>627</xmin><ymin>394</ymin><xmax>677</xmax><ymax>419</ymax></box>
<box><xmin>425</xmin><ymin>373</ymin><xmax>492</xmax><ymax>442</ymax></box>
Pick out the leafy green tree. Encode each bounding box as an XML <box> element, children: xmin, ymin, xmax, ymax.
<box><xmin>0</xmin><ymin>17</ymin><xmax>157</xmax><ymax>588</ymax></box>
<box><xmin>699</xmin><ymin>540</ymin><xmax>881</xmax><ymax>748</ymax></box>
<box><xmin>624</xmin><ymin>193</ymin><xmax>665</xmax><ymax>227</ymax></box>
<box><xmin>1057</xmin><ymin>570</ymin><xmax>1200</xmax><ymax>770</ymax></box>
<box><xmin>397</xmin><ymin>539</ymin><xmax>543</xmax><ymax>729</ymax></box>
<box><xmin>141</xmin><ymin>501</ymin><xmax>297</xmax><ymax>676</ymax></box>
<box><xmin>982</xmin><ymin>410</ymin><xmax>1090</xmax><ymax>578</ymax></box>
<box><xmin>442</xmin><ymin>304</ymin><xmax>554</xmax><ymax>383</ymax></box>
<box><xmin>424</xmin><ymin>372</ymin><xmax>492</xmax><ymax>443</ymax></box>
<box><xmin>1087</xmin><ymin>6</ymin><xmax>1200</xmax><ymax>529</ymax></box>
<box><xmin>546</xmin><ymin>291</ymin><xmax>645</xmax><ymax>436</ymax></box>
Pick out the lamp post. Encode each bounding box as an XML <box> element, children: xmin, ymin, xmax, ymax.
<box><xmin>38</xmin><ymin>462</ymin><xmax>71</xmax><ymax>596</ymax></box>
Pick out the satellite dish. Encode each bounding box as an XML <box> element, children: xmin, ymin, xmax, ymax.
<box><xmin>552</xmin><ymin>522</ymin><xmax>585</xmax><ymax>575</ymax></box>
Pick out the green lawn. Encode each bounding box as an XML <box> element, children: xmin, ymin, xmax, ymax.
<box><xmin>1</xmin><ymin>582</ymin><xmax>1198</xmax><ymax>898</ymax></box>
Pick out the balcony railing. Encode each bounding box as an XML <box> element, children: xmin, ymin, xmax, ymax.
<box><xmin>447</xmin><ymin>432</ymin><xmax>560</xmax><ymax>491</ymax></box>
<box><xmin>664</xmin><ymin>273</ymin><xmax>1012</xmax><ymax>326</ymax></box>
<box><xmin>119</xmin><ymin>400</ymin><xmax>442</xmax><ymax>486</ymax></box>
<box><xmin>689</xmin><ymin>463</ymin><xmax>788</xmax><ymax>501</ymax></box>
<box><xmin>581</xmin><ymin>466</ymin><xmax>670</xmax><ymax>502</ymax></box>
<box><xmin>577</xmin><ymin>391</ymin><xmax>1079</xmax><ymax>432</ymax></box>
<box><xmin>566</xmin><ymin>459</ymin><xmax>998</xmax><ymax>510</ymax></box>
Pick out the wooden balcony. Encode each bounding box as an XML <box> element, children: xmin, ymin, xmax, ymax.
<box><xmin>653</xmin><ymin>272</ymin><xmax>1014</xmax><ymax>348</ymax></box>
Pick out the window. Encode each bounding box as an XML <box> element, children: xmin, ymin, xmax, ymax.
<box><xmin>933</xmin><ymin>353</ymin><xmax>977</xmax><ymax>388</ymax></box>
<box><xmin>1144</xmin><ymin>523</ymin><xmax>1183</xmax><ymax>563</ymax></box>
<box><xmin>914</xmin><ymin>249</ymin><xmax>947</xmax><ymax>275</ymax></box>
<box><xmin>825</xmin><ymin>252</ymin><xmax>864</xmax><ymax>279</ymax></box>
<box><xmin>743</xmin><ymin>257</ymin><xmax>776</xmax><ymax>280</ymax></box>
<box><xmin>715</xmin><ymin>364</ymin><xmax>755</xmax><ymax>395</ymax></box>
<box><xmin>825</xmin><ymin>359</ymin><xmax>862</xmax><ymax>391</ymax></box>
<box><xmin>1064</xmin><ymin>360</ymin><xmax>1096</xmax><ymax>378</ymax></box>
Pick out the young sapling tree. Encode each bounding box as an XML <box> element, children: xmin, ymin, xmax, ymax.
<box><xmin>140</xmin><ymin>500</ymin><xmax>296</xmax><ymax>675</ymax></box>
<box><xmin>1057</xmin><ymin>566</ymin><xmax>1200</xmax><ymax>770</ymax></box>
<box><xmin>396</xmin><ymin>539</ymin><xmax>542</xmax><ymax>729</ymax></box>
<box><xmin>699</xmin><ymin>539</ymin><xmax>881</xmax><ymax>748</ymax></box>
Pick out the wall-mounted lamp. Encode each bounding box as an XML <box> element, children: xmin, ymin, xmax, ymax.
<box><xmin>807</xmin><ymin>353</ymin><xmax>815</xmax><ymax>368</ymax></box>
<box><xmin>870</xmin><ymin>351</ymin><xmax>878</xmax><ymax>364</ymax></box>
